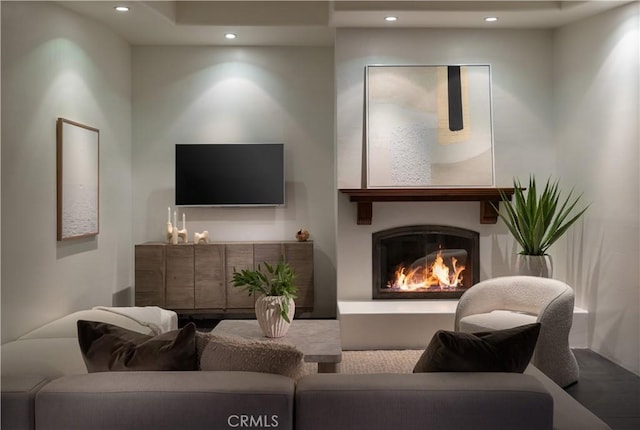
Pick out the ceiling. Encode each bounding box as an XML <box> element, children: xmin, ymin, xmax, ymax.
<box><xmin>58</xmin><ymin>1</ymin><xmax>632</xmax><ymax>46</ymax></box>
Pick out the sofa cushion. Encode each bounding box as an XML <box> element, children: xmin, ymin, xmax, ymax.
<box><xmin>199</xmin><ymin>334</ymin><xmax>304</xmax><ymax>379</ymax></box>
<box><xmin>296</xmin><ymin>372</ymin><xmax>553</xmax><ymax>430</ymax></box>
<box><xmin>413</xmin><ymin>323</ymin><xmax>541</xmax><ymax>373</ymax></box>
<box><xmin>35</xmin><ymin>371</ymin><xmax>295</xmax><ymax>430</ymax></box>
<box><xmin>1</xmin><ymin>375</ymin><xmax>49</xmax><ymax>430</ymax></box>
<box><xmin>77</xmin><ymin>320</ymin><xmax>197</xmax><ymax>372</ymax></box>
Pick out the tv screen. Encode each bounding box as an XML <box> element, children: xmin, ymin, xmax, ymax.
<box><xmin>175</xmin><ymin>143</ymin><xmax>285</xmax><ymax>206</ymax></box>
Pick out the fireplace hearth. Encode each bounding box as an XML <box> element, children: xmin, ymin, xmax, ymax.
<box><xmin>372</xmin><ymin>225</ymin><xmax>479</xmax><ymax>299</ymax></box>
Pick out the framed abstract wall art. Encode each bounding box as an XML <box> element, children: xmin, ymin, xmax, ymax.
<box><xmin>366</xmin><ymin>65</ymin><xmax>494</xmax><ymax>188</ymax></box>
<box><xmin>56</xmin><ymin>118</ymin><xmax>99</xmax><ymax>240</ymax></box>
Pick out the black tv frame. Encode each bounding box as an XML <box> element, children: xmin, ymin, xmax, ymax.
<box><xmin>175</xmin><ymin>143</ymin><xmax>285</xmax><ymax>207</ymax></box>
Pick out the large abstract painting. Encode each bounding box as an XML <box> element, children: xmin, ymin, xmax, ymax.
<box><xmin>366</xmin><ymin>65</ymin><xmax>494</xmax><ymax>188</ymax></box>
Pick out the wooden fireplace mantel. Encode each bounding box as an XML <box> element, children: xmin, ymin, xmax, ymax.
<box><xmin>339</xmin><ymin>188</ymin><xmax>516</xmax><ymax>225</ymax></box>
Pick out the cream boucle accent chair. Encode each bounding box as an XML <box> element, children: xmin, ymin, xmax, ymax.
<box><xmin>454</xmin><ymin>276</ymin><xmax>579</xmax><ymax>387</ymax></box>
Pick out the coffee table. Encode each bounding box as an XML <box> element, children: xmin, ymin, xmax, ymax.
<box><xmin>211</xmin><ymin>319</ymin><xmax>342</xmax><ymax>373</ymax></box>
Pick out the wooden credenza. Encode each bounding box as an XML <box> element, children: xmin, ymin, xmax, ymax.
<box><xmin>135</xmin><ymin>241</ymin><xmax>314</xmax><ymax>314</ymax></box>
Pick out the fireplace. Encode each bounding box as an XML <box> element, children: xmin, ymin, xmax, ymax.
<box><xmin>372</xmin><ymin>225</ymin><xmax>479</xmax><ymax>299</ymax></box>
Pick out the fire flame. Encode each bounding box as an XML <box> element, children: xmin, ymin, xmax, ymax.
<box><xmin>387</xmin><ymin>250</ymin><xmax>465</xmax><ymax>290</ymax></box>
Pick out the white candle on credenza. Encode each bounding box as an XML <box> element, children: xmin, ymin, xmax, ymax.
<box><xmin>173</xmin><ymin>211</ymin><xmax>177</xmax><ymax>229</ymax></box>
<box><xmin>182</xmin><ymin>212</ymin><xmax>186</xmax><ymax>229</ymax></box>
<box><xmin>167</xmin><ymin>207</ymin><xmax>171</xmax><ymax>224</ymax></box>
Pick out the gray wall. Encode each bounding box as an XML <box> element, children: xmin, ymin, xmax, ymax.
<box><xmin>1</xmin><ymin>1</ymin><xmax>132</xmax><ymax>342</ymax></box>
<box><xmin>553</xmin><ymin>2</ymin><xmax>640</xmax><ymax>375</ymax></box>
<box><xmin>131</xmin><ymin>46</ymin><xmax>336</xmax><ymax>317</ymax></box>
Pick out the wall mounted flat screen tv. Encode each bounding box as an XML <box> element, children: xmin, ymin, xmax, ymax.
<box><xmin>175</xmin><ymin>143</ymin><xmax>285</xmax><ymax>206</ymax></box>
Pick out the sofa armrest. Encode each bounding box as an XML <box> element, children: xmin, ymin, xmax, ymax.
<box><xmin>525</xmin><ymin>365</ymin><xmax>611</xmax><ymax>429</ymax></box>
<box><xmin>1</xmin><ymin>338</ymin><xmax>87</xmax><ymax>379</ymax></box>
<box><xmin>35</xmin><ymin>371</ymin><xmax>294</xmax><ymax>430</ymax></box>
<box><xmin>296</xmin><ymin>372</ymin><xmax>553</xmax><ymax>430</ymax></box>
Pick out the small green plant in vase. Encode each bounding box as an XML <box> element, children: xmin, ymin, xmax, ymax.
<box><xmin>232</xmin><ymin>261</ymin><xmax>297</xmax><ymax>337</ymax></box>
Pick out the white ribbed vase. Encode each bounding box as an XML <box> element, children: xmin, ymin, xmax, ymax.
<box><xmin>255</xmin><ymin>295</ymin><xmax>295</xmax><ymax>338</ymax></box>
<box><xmin>516</xmin><ymin>254</ymin><xmax>553</xmax><ymax>278</ymax></box>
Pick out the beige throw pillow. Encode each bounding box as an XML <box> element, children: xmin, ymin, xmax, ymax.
<box><xmin>199</xmin><ymin>334</ymin><xmax>304</xmax><ymax>379</ymax></box>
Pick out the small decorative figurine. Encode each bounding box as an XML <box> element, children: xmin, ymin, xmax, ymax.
<box><xmin>177</xmin><ymin>212</ymin><xmax>188</xmax><ymax>243</ymax></box>
<box><xmin>295</xmin><ymin>228</ymin><xmax>310</xmax><ymax>242</ymax></box>
<box><xmin>166</xmin><ymin>221</ymin><xmax>174</xmax><ymax>244</ymax></box>
<box><xmin>165</xmin><ymin>208</ymin><xmax>178</xmax><ymax>244</ymax></box>
<box><xmin>194</xmin><ymin>230</ymin><xmax>209</xmax><ymax>244</ymax></box>
<box><xmin>166</xmin><ymin>208</ymin><xmax>187</xmax><ymax>244</ymax></box>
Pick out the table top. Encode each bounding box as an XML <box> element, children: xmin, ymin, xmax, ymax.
<box><xmin>212</xmin><ymin>319</ymin><xmax>342</xmax><ymax>364</ymax></box>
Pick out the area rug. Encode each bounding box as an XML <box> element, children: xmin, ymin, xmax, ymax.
<box><xmin>303</xmin><ymin>349</ymin><xmax>423</xmax><ymax>375</ymax></box>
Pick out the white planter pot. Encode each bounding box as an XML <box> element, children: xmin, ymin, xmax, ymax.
<box><xmin>516</xmin><ymin>254</ymin><xmax>553</xmax><ymax>278</ymax></box>
<box><xmin>254</xmin><ymin>295</ymin><xmax>295</xmax><ymax>338</ymax></box>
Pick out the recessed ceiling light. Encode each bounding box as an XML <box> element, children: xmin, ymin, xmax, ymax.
<box><xmin>114</xmin><ymin>6</ymin><xmax>130</xmax><ymax>12</ymax></box>
<box><xmin>385</xmin><ymin>16</ymin><xmax>398</xmax><ymax>22</ymax></box>
<box><xmin>225</xmin><ymin>33</ymin><xmax>237</xmax><ymax>40</ymax></box>
<box><xmin>484</xmin><ymin>17</ymin><xmax>498</xmax><ymax>22</ymax></box>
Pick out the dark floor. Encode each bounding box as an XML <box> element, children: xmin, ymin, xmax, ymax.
<box><xmin>566</xmin><ymin>349</ymin><xmax>640</xmax><ymax>430</ymax></box>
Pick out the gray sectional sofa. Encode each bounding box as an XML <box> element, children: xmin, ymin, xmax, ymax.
<box><xmin>1</xmin><ymin>308</ymin><xmax>611</xmax><ymax>430</ymax></box>
<box><xmin>7</xmin><ymin>370</ymin><xmax>552</xmax><ymax>430</ymax></box>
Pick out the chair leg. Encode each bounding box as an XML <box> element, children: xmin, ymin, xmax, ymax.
<box><xmin>533</xmin><ymin>348</ymin><xmax>579</xmax><ymax>388</ymax></box>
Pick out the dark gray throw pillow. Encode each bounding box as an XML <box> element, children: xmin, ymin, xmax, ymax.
<box><xmin>413</xmin><ymin>323</ymin><xmax>541</xmax><ymax>373</ymax></box>
<box><xmin>77</xmin><ymin>320</ymin><xmax>197</xmax><ymax>372</ymax></box>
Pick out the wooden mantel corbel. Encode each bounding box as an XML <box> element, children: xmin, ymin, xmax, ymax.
<box><xmin>339</xmin><ymin>188</ymin><xmax>515</xmax><ymax>225</ymax></box>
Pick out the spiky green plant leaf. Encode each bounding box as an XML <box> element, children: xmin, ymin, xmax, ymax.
<box><xmin>493</xmin><ymin>176</ymin><xmax>589</xmax><ymax>255</ymax></box>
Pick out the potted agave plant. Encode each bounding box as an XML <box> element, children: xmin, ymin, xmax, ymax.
<box><xmin>496</xmin><ymin>176</ymin><xmax>589</xmax><ymax>277</ymax></box>
<box><xmin>231</xmin><ymin>261</ymin><xmax>297</xmax><ymax>338</ymax></box>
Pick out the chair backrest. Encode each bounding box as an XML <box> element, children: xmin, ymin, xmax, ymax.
<box><xmin>455</xmin><ymin>276</ymin><xmax>574</xmax><ymax>329</ymax></box>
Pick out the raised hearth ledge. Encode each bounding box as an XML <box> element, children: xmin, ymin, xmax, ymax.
<box><xmin>337</xmin><ymin>300</ymin><xmax>588</xmax><ymax>350</ymax></box>
<box><xmin>339</xmin><ymin>188</ymin><xmax>516</xmax><ymax>225</ymax></box>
